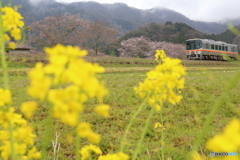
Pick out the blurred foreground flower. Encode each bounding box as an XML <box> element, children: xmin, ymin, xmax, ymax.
<box><xmin>206</xmin><ymin>119</ymin><xmax>240</xmax><ymax>153</ymax></box>
<box><xmin>0</xmin><ymin>104</ymin><xmax>41</xmax><ymax>159</ymax></box>
<box><xmin>0</xmin><ymin>89</ymin><xmax>11</xmax><ymax>106</ymax></box>
<box><xmin>79</xmin><ymin>144</ymin><xmax>102</xmax><ymax>160</ymax></box>
<box><xmin>27</xmin><ymin>44</ymin><xmax>109</xmax><ymax>146</ymax></box>
<box><xmin>98</xmin><ymin>152</ymin><xmax>129</xmax><ymax>160</ymax></box>
<box><xmin>0</xmin><ymin>5</ymin><xmax>41</xmax><ymax>160</ymax></box>
<box><xmin>2</xmin><ymin>6</ymin><xmax>24</xmax><ymax>49</ymax></box>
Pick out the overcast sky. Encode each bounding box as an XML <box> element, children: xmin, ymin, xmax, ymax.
<box><xmin>54</xmin><ymin>0</ymin><xmax>240</xmax><ymax>22</ymax></box>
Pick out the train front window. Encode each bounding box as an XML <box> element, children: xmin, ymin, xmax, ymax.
<box><xmin>195</xmin><ymin>40</ymin><xmax>202</xmax><ymax>49</ymax></box>
<box><xmin>186</xmin><ymin>41</ymin><xmax>194</xmax><ymax>50</ymax></box>
<box><xmin>186</xmin><ymin>40</ymin><xmax>202</xmax><ymax>50</ymax></box>
<box><xmin>186</xmin><ymin>41</ymin><xmax>190</xmax><ymax>50</ymax></box>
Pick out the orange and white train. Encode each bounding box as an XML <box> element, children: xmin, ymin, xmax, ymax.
<box><xmin>186</xmin><ymin>38</ymin><xmax>238</xmax><ymax>60</ymax></box>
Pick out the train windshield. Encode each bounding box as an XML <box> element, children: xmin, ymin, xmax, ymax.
<box><xmin>186</xmin><ymin>40</ymin><xmax>202</xmax><ymax>50</ymax></box>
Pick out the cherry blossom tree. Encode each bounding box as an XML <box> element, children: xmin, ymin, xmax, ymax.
<box><xmin>118</xmin><ymin>36</ymin><xmax>158</xmax><ymax>58</ymax></box>
<box><xmin>118</xmin><ymin>36</ymin><xmax>186</xmax><ymax>59</ymax></box>
<box><xmin>161</xmin><ymin>42</ymin><xmax>186</xmax><ymax>59</ymax></box>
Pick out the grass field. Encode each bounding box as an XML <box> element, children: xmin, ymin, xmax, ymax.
<box><xmin>1</xmin><ymin>55</ymin><xmax>240</xmax><ymax>160</ymax></box>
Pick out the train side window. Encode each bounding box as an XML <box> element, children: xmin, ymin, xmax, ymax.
<box><xmin>205</xmin><ymin>43</ymin><xmax>209</xmax><ymax>49</ymax></box>
<box><xmin>211</xmin><ymin>44</ymin><xmax>214</xmax><ymax>49</ymax></box>
<box><xmin>219</xmin><ymin>46</ymin><xmax>221</xmax><ymax>50</ymax></box>
<box><xmin>215</xmin><ymin>45</ymin><xmax>218</xmax><ymax>50</ymax></box>
<box><xmin>222</xmin><ymin>46</ymin><xmax>224</xmax><ymax>51</ymax></box>
<box><xmin>225</xmin><ymin>46</ymin><xmax>228</xmax><ymax>51</ymax></box>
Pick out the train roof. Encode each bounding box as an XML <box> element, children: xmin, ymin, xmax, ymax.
<box><xmin>186</xmin><ymin>38</ymin><xmax>237</xmax><ymax>46</ymax></box>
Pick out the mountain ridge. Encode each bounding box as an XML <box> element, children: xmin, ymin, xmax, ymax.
<box><xmin>4</xmin><ymin>0</ymin><xmax>240</xmax><ymax>34</ymax></box>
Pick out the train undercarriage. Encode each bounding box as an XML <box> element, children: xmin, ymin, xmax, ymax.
<box><xmin>187</xmin><ymin>54</ymin><xmax>236</xmax><ymax>61</ymax></box>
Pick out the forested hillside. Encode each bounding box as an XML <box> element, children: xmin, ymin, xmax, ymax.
<box><xmin>3</xmin><ymin>0</ymin><xmax>238</xmax><ymax>34</ymax></box>
<box><xmin>119</xmin><ymin>22</ymin><xmax>240</xmax><ymax>45</ymax></box>
<box><xmin>119</xmin><ymin>22</ymin><xmax>214</xmax><ymax>44</ymax></box>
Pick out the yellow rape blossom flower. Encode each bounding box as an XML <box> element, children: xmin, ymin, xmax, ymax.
<box><xmin>27</xmin><ymin>63</ymin><xmax>52</xmax><ymax>100</ymax></box>
<box><xmin>155</xmin><ymin>104</ymin><xmax>161</xmax><ymax>111</ymax></box>
<box><xmin>4</xmin><ymin>34</ymin><xmax>10</xmax><ymax>41</ymax></box>
<box><xmin>8</xmin><ymin>42</ymin><xmax>16</xmax><ymax>49</ymax></box>
<box><xmin>95</xmin><ymin>104</ymin><xmax>110</xmax><ymax>118</ymax></box>
<box><xmin>48</xmin><ymin>87</ymin><xmax>84</xmax><ymax>126</ymax></box>
<box><xmin>206</xmin><ymin>119</ymin><xmax>240</xmax><ymax>153</ymax></box>
<box><xmin>0</xmin><ymin>89</ymin><xmax>11</xmax><ymax>107</ymax></box>
<box><xmin>87</xmin><ymin>131</ymin><xmax>101</xmax><ymax>144</ymax></box>
<box><xmin>20</xmin><ymin>101</ymin><xmax>38</xmax><ymax>119</ymax></box>
<box><xmin>134</xmin><ymin>56</ymin><xmax>186</xmax><ymax>110</ymax></box>
<box><xmin>10</xmin><ymin>28</ymin><xmax>21</xmax><ymax>40</ymax></box>
<box><xmin>155</xmin><ymin>50</ymin><xmax>166</xmax><ymax>62</ymax></box>
<box><xmin>28</xmin><ymin>44</ymin><xmax>109</xmax><ymax>128</ymax></box>
<box><xmin>2</xmin><ymin>6</ymin><xmax>24</xmax><ymax>41</ymax></box>
<box><xmin>98</xmin><ymin>152</ymin><xmax>129</xmax><ymax>160</ymax></box>
<box><xmin>0</xmin><ymin>108</ymin><xmax>40</xmax><ymax>159</ymax></box>
<box><xmin>154</xmin><ymin>122</ymin><xmax>162</xmax><ymax>128</ymax></box>
<box><xmin>77</xmin><ymin>122</ymin><xmax>92</xmax><ymax>137</ymax></box>
<box><xmin>27</xmin><ymin>76</ymin><xmax>52</xmax><ymax>100</ymax></box>
<box><xmin>0</xmin><ymin>5</ymin><xmax>40</xmax><ymax>160</ymax></box>
<box><xmin>77</xmin><ymin>123</ymin><xmax>101</xmax><ymax>144</ymax></box>
<box><xmin>79</xmin><ymin>144</ymin><xmax>102</xmax><ymax>160</ymax></box>
<box><xmin>27</xmin><ymin>147</ymin><xmax>41</xmax><ymax>159</ymax></box>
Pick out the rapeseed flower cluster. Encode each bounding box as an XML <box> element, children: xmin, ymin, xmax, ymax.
<box><xmin>0</xmin><ymin>89</ymin><xmax>11</xmax><ymax>106</ymax></box>
<box><xmin>27</xmin><ymin>44</ymin><xmax>109</xmax><ymax>147</ymax></box>
<box><xmin>1</xmin><ymin>6</ymin><xmax>24</xmax><ymax>49</ymax></box>
<box><xmin>98</xmin><ymin>152</ymin><xmax>129</xmax><ymax>160</ymax></box>
<box><xmin>206</xmin><ymin>119</ymin><xmax>240</xmax><ymax>154</ymax></box>
<box><xmin>79</xmin><ymin>144</ymin><xmax>129</xmax><ymax>160</ymax></box>
<box><xmin>0</xmin><ymin>6</ymin><xmax>40</xmax><ymax>160</ymax></box>
<box><xmin>0</xmin><ymin>93</ymin><xmax>40</xmax><ymax>159</ymax></box>
<box><xmin>77</xmin><ymin>122</ymin><xmax>101</xmax><ymax>144</ymax></box>
<box><xmin>79</xmin><ymin>144</ymin><xmax>102</xmax><ymax>160</ymax></box>
<box><xmin>155</xmin><ymin>50</ymin><xmax>166</xmax><ymax>63</ymax></box>
<box><xmin>134</xmin><ymin>56</ymin><xmax>186</xmax><ymax>111</ymax></box>
<box><xmin>27</xmin><ymin>44</ymin><xmax>129</xmax><ymax>159</ymax></box>
<box><xmin>191</xmin><ymin>119</ymin><xmax>240</xmax><ymax>160</ymax></box>
<box><xmin>20</xmin><ymin>101</ymin><xmax>38</xmax><ymax>119</ymax></box>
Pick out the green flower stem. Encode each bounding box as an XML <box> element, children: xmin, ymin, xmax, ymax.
<box><xmin>160</xmin><ymin>107</ymin><xmax>164</xmax><ymax>160</ymax></box>
<box><xmin>193</xmin><ymin>70</ymin><xmax>240</xmax><ymax>152</ymax></box>
<box><xmin>41</xmin><ymin>109</ymin><xmax>53</xmax><ymax>160</ymax></box>
<box><xmin>0</xmin><ymin>1</ymin><xmax>9</xmax><ymax>90</ymax></box>
<box><xmin>132</xmin><ymin>106</ymin><xmax>155</xmax><ymax>160</ymax></box>
<box><xmin>0</xmin><ymin>2</ymin><xmax>15</xmax><ymax>159</ymax></box>
<box><xmin>120</xmin><ymin>94</ymin><xmax>150</xmax><ymax>152</ymax></box>
<box><xmin>75</xmin><ymin>134</ymin><xmax>80</xmax><ymax>160</ymax></box>
<box><xmin>8</xmin><ymin>120</ymin><xmax>17</xmax><ymax>160</ymax></box>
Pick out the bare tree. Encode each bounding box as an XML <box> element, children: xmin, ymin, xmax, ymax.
<box><xmin>31</xmin><ymin>13</ymin><xmax>88</xmax><ymax>49</ymax></box>
<box><xmin>81</xmin><ymin>21</ymin><xmax>118</xmax><ymax>56</ymax></box>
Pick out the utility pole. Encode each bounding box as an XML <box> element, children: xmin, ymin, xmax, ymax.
<box><xmin>27</xmin><ymin>26</ymin><xmax>31</xmax><ymax>47</ymax></box>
